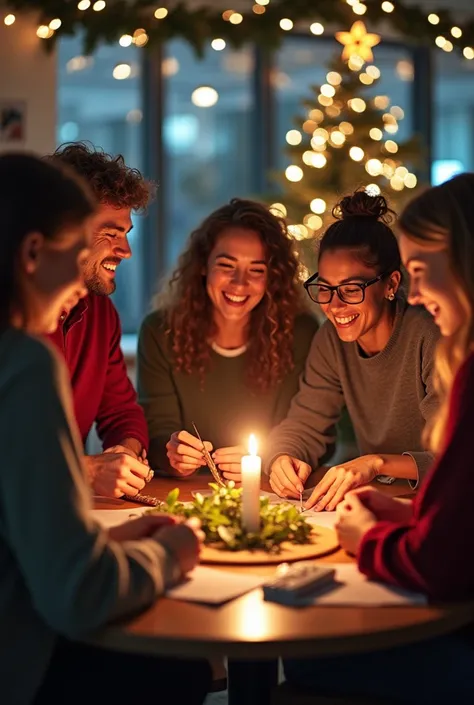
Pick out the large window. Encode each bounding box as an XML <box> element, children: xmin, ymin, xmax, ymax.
<box><xmin>162</xmin><ymin>41</ymin><xmax>255</xmax><ymax>268</ymax></box>
<box><xmin>58</xmin><ymin>36</ymin><xmax>145</xmax><ymax>334</ymax></box>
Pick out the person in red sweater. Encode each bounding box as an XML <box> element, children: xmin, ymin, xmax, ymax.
<box><xmin>284</xmin><ymin>174</ymin><xmax>474</xmax><ymax>704</ymax></box>
<box><xmin>46</xmin><ymin>143</ymin><xmax>154</xmax><ymax>498</ymax></box>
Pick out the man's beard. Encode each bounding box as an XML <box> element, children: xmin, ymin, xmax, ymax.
<box><xmin>86</xmin><ymin>271</ymin><xmax>116</xmax><ymax>296</ymax></box>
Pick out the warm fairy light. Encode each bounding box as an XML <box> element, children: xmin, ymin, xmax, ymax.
<box><xmin>37</xmin><ymin>25</ymin><xmax>53</xmax><ymax>39</ymax></box>
<box><xmin>229</xmin><ymin>12</ymin><xmax>243</xmax><ymax>24</ymax></box>
<box><xmin>404</xmin><ymin>173</ymin><xmax>417</xmax><ymax>188</ymax></box>
<box><xmin>384</xmin><ymin>139</ymin><xmax>398</xmax><ymax>153</ymax></box>
<box><xmin>280</xmin><ymin>19</ymin><xmax>293</xmax><ymax>31</ymax></box>
<box><xmin>49</xmin><ymin>19</ymin><xmax>62</xmax><ymax>30</ymax></box>
<box><xmin>286</xmin><ymin>129</ymin><xmax>302</xmax><ymax>145</ymax></box>
<box><xmin>307</xmin><ymin>215</ymin><xmax>323</xmax><ymax>230</ymax></box>
<box><xmin>383</xmin><ymin>162</ymin><xmax>395</xmax><ymax>178</ymax></box>
<box><xmin>302</xmin><ymin>151</ymin><xmax>314</xmax><ymax>166</ymax></box>
<box><xmin>349</xmin><ymin>98</ymin><xmax>366</xmax><ymax>113</ymax></box>
<box><xmin>353</xmin><ymin>3</ymin><xmax>367</xmax><ymax>15</ymax></box>
<box><xmin>256</xmin><ymin>0</ymin><xmax>270</xmax><ymax>4</ymax></box>
<box><xmin>396</xmin><ymin>166</ymin><xmax>408</xmax><ymax>177</ymax></box>
<box><xmin>366</xmin><ymin>158</ymin><xmax>383</xmax><ymax>176</ymax></box>
<box><xmin>359</xmin><ymin>73</ymin><xmax>374</xmax><ymax>85</ymax></box>
<box><xmin>314</xmin><ymin>127</ymin><xmax>329</xmax><ymax>141</ymax></box>
<box><xmin>285</xmin><ymin>165</ymin><xmax>304</xmax><ymax>182</ymax></box>
<box><xmin>311</xmin><ymin>134</ymin><xmax>326</xmax><ymax>147</ymax></box>
<box><xmin>211</xmin><ymin>38</ymin><xmax>226</xmax><ymax>50</ymax></box>
<box><xmin>253</xmin><ymin>5</ymin><xmax>266</xmax><ymax>14</ymax></box>
<box><xmin>366</xmin><ymin>183</ymin><xmax>381</xmax><ymax>196</ymax></box>
<box><xmin>3</xmin><ymin>14</ymin><xmax>15</xmax><ymax>25</ymax></box>
<box><xmin>269</xmin><ymin>203</ymin><xmax>287</xmax><ymax>217</ymax></box>
<box><xmin>310</xmin><ymin>22</ymin><xmax>324</xmax><ymax>35</ymax></box>
<box><xmin>390</xmin><ymin>175</ymin><xmax>404</xmax><ymax>191</ymax></box>
<box><xmin>310</xmin><ymin>198</ymin><xmax>326</xmax><ymax>214</ymax></box>
<box><xmin>381</xmin><ymin>1</ymin><xmax>394</xmax><ymax>12</ymax></box>
<box><xmin>119</xmin><ymin>34</ymin><xmax>133</xmax><ymax>46</ymax></box>
<box><xmin>191</xmin><ymin>86</ymin><xmax>219</xmax><ymax>107</ymax></box>
<box><xmin>366</xmin><ymin>65</ymin><xmax>381</xmax><ymax>79</ymax></box>
<box><xmin>135</xmin><ymin>33</ymin><xmax>149</xmax><ymax>47</ymax></box>
<box><xmin>320</xmin><ymin>83</ymin><xmax>336</xmax><ymax>97</ymax></box>
<box><xmin>384</xmin><ymin>123</ymin><xmax>399</xmax><ymax>134</ymax></box>
<box><xmin>93</xmin><ymin>1</ymin><xmax>106</xmax><ymax>11</ymax></box>
<box><xmin>330</xmin><ymin>130</ymin><xmax>345</xmax><ymax>146</ymax></box>
<box><xmin>370</xmin><ymin>127</ymin><xmax>383</xmax><ymax>140</ymax></box>
<box><xmin>396</xmin><ymin>59</ymin><xmax>414</xmax><ymax>81</ymax></box>
<box><xmin>288</xmin><ymin>224</ymin><xmax>309</xmax><ymax>240</ymax></box>
<box><xmin>327</xmin><ymin>71</ymin><xmax>342</xmax><ymax>85</ymax></box>
<box><xmin>326</xmin><ymin>105</ymin><xmax>341</xmax><ymax>118</ymax></box>
<box><xmin>451</xmin><ymin>26</ymin><xmax>462</xmax><ymax>39</ymax></box>
<box><xmin>374</xmin><ymin>95</ymin><xmax>390</xmax><ymax>109</ymax></box>
<box><xmin>318</xmin><ymin>95</ymin><xmax>333</xmax><ymax>107</ymax></box>
<box><xmin>348</xmin><ymin>55</ymin><xmax>365</xmax><ymax>71</ymax></box>
<box><xmin>113</xmin><ymin>63</ymin><xmax>132</xmax><ymax>80</ymax></box>
<box><xmin>428</xmin><ymin>14</ymin><xmax>440</xmax><ymax>25</ymax></box>
<box><xmin>302</xmin><ymin>119</ymin><xmax>317</xmax><ymax>133</ymax></box>
<box><xmin>442</xmin><ymin>41</ymin><xmax>454</xmax><ymax>52</ymax></box>
<box><xmin>435</xmin><ymin>36</ymin><xmax>446</xmax><ymax>48</ymax></box>
<box><xmin>349</xmin><ymin>146</ymin><xmax>365</xmax><ymax>161</ymax></box>
<box><xmin>133</xmin><ymin>28</ymin><xmax>146</xmax><ymax>38</ymax></box>
<box><xmin>339</xmin><ymin>121</ymin><xmax>354</xmax><ymax>135</ymax></box>
<box><xmin>311</xmin><ymin>153</ymin><xmax>327</xmax><ymax>168</ymax></box>
<box><xmin>154</xmin><ymin>7</ymin><xmax>168</xmax><ymax>19</ymax></box>
<box><xmin>390</xmin><ymin>105</ymin><xmax>404</xmax><ymax>119</ymax></box>
<box><xmin>463</xmin><ymin>47</ymin><xmax>474</xmax><ymax>60</ymax></box>
<box><xmin>78</xmin><ymin>0</ymin><xmax>91</xmax><ymax>9</ymax></box>
<box><xmin>222</xmin><ymin>10</ymin><xmax>234</xmax><ymax>21</ymax></box>
<box><xmin>309</xmin><ymin>109</ymin><xmax>324</xmax><ymax>122</ymax></box>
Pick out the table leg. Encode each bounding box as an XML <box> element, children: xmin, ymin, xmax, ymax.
<box><xmin>227</xmin><ymin>658</ymin><xmax>278</xmax><ymax>705</ymax></box>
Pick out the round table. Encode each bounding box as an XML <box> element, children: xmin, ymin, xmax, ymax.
<box><xmin>89</xmin><ymin>475</ymin><xmax>473</xmax><ymax>705</ymax></box>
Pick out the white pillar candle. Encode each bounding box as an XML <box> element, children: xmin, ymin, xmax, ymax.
<box><xmin>241</xmin><ymin>434</ymin><xmax>261</xmax><ymax>533</ymax></box>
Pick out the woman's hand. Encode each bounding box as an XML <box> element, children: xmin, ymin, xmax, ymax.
<box><xmin>335</xmin><ymin>491</ymin><xmax>378</xmax><ymax>555</ymax></box>
<box><xmin>304</xmin><ymin>455</ymin><xmax>384</xmax><ymax>511</ymax></box>
<box><xmin>108</xmin><ymin>513</ymin><xmax>176</xmax><ymax>543</ymax></box>
<box><xmin>269</xmin><ymin>454</ymin><xmax>312</xmax><ymax>498</ymax></box>
<box><xmin>156</xmin><ymin>517</ymin><xmax>205</xmax><ymax>576</ymax></box>
<box><xmin>349</xmin><ymin>486</ymin><xmax>414</xmax><ymax>523</ymax></box>
<box><xmin>166</xmin><ymin>430</ymin><xmax>213</xmax><ymax>477</ymax></box>
<box><xmin>212</xmin><ymin>445</ymin><xmax>246</xmax><ymax>482</ymax></box>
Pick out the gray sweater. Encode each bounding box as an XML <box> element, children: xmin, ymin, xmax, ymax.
<box><xmin>0</xmin><ymin>329</ymin><xmax>179</xmax><ymax>705</ymax></box>
<box><xmin>266</xmin><ymin>303</ymin><xmax>440</xmax><ymax>484</ymax></box>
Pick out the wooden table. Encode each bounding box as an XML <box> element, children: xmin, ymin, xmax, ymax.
<box><xmin>89</xmin><ymin>473</ymin><xmax>473</xmax><ymax>705</ymax></box>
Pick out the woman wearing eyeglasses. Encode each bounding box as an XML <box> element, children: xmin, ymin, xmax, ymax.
<box><xmin>268</xmin><ymin>189</ymin><xmax>440</xmax><ymax>510</ymax></box>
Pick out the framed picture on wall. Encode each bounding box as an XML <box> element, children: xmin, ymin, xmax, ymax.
<box><xmin>0</xmin><ymin>100</ymin><xmax>26</xmax><ymax>142</ymax></box>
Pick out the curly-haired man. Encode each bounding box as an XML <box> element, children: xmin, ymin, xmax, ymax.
<box><xmin>46</xmin><ymin>142</ymin><xmax>155</xmax><ymax>498</ymax></box>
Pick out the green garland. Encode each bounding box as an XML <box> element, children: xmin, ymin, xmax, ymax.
<box><xmin>5</xmin><ymin>0</ymin><xmax>474</xmax><ymax>56</ymax></box>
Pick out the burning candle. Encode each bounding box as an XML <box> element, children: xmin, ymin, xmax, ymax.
<box><xmin>241</xmin><ymin>434</ymin><xmax>261</xmax><ymax>533</ymax></box>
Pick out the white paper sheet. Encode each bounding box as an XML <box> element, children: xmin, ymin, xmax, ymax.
<box><xmin>301</xmin><ymin>563</ymin><xmax>426</xmax><ymax>606</ymax></box>
<box><xmin>90</xmin><ymin>507</ymin><xmax>149</xmax><ymax>529</ymax></box>
<box><xmin>261</xmin><ymin>491</ymin><xmax>338</xmax><ymax>528</ymax></box>
<box><xmin>167</xmin><ymin>566</ymin><xmax>265</xmax><ymax>604</ymax></box>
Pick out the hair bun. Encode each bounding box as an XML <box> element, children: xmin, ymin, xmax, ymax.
<box><xmin>333</xmin><ymin>190</ymin><xmax>395</xmax><ymax>224</ymax></box>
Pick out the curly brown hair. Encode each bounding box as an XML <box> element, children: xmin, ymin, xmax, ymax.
<box><xmin>47</xmin><ymin>142</ymin><xmax>154</xmax><ymax>212</ymax></box>
<box><xmin>155</xmin><ymin>198</ymin><xmax>307</xmax><ymax>392</ymax></box>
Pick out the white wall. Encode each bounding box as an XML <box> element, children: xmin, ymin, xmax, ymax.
<box><xmin>0</xmin><ymin>12</ymin><xmax>56</xmax><ymax>155</ymax></box>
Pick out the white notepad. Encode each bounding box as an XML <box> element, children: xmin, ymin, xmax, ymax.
<box><xmin>167</xmin><ymin>566</ymin><xmax>265</xmax><ymax>604</ymax></box>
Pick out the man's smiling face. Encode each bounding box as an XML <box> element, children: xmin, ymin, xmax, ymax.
<box><xmin>82</xmin><ymin>203</ymin><xmax>133</xmax><ymax>295</ymax></box>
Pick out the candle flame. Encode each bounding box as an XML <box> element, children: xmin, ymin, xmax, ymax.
<box><xmin>248</xmin><ymin>434</ymin><xmax>258</xmax><ymax>456</ymax></box>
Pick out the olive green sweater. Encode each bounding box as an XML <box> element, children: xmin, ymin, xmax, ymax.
<box><xmin>137</xmin><ymin>312</ymin><xmax>318</xmax><ymax>472</ymax></box>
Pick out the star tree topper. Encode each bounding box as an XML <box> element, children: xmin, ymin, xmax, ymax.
<box><xmin>336</xmin><ymin>20</ymin><xmax>381</xmax><ymax>63</ymax></box>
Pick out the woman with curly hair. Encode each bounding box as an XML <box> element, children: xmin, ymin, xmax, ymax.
<box><xmin>268</xmin><ymin>189</ymin><xmax>440</xmax><ymax>509</ymax></box>
<box><xmin>137</xmin><ymin>198</ymin><xmax>318</xmax><ymax>480</ymax></box>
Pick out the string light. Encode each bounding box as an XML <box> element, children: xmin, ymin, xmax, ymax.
<box><xmin>134</xmin><ymin>32</ymin><xmax>149</xmax><ymax>47</ymax></box>
<box><xmin>404</xmin><ymin>173</ymin><xmax>417</xmax><ymax>188</ymax></box>
<box><xmin>349</xmin><ymin>146</ymin><xmax>365</xmax><ymax>161</ymax></box>
<box><xmin>359</xmin><ymin>73</ymin><xmax>374</xmax><ymax>85</ymax></box>
<box><xmin>285</xmin><ymin>165</ymin><xmax>304</xmax><ymax>182</ymax></box>
<box><xmin>229</xmin><ymin>12</ymin><xmax>243</xmax><ymax>24</ymax></box>
<box><xmin>366</xmin><ymin>65</ymin><xmax>381</xmax><ymax>79</ymax></box>
<box><xmin>119</xmin><ymin>34</ymin><xmax>133</xmax><ymax>46</ymax></box>
<box><xmin>78</xmin><ymin>0</ymin><xmax>91</xmax><ymax>9</ymax></box>
<box><xmin>211</xmin><ymin>38</ymin><xmax>226</xmax><ymax>50</ymax></box>
<box><xmin>385</xmin><ymin>139</ymin><xmax>399</xmax><ymax>153</ymax></box>
<box><xmin>327</xmin><ymin>71</ymin><xmax>342</xmax><ymax>85</ymax></box>
<box><xmin>93</xmin><ymin>1</ymin><xmax>106</xmax><ymax>11</ymax></box>
<box><xmin>348</xmin><ymin>98</ymin><xmax>366</xmax><ymax>113</ymax></box>
<box><xmin>353</xmin><ymin>3</ymin><xmax>367</xmax><ymax>16</ymax></box>
<box><xmin>302</xmin><ymin>120</ymin><xmax>317</xmax><ymax>133</ymax></box>
<box><xmin>312</xmin><ymin>154</ymin><xmax>327</xmax><ymax>168</ymax></box>
<box><xmin>318</xmin><ymin>95</ymin><xmax>333</xmax><ymax>107</ymax></box>
<box><xmin>330</xmin><ymin>130</ymin><xmax>346</xmax><ymax>146</ymax></box>
<box><xmin>256</xmin><ymin>0</ymin><xmax>270</xmax><ymax>5</ymax></box>
<box><xmin>451</xmin><ymin>27</ymin><xmax>462</xmax><ymax>38</ymax></box>
<box><xmin>280</xmin><ymin>19</ymin><xmax>293</xmax><ymax>31</ymax></box>
<box><xmin>320</xmin><ymin>84</ymin><xmax>336</xmax><ymax>97</ymax></box>
<box><xmin>436</xmin><ymin>37</ymin><xmax>447</xmax><ymax>49</ymax></box>
<box><xmin>154</xmin><ymin>8</ymin><xmax>168</xmax><ymax>19</ymax></box>
<box><xmin>49</xmin><ymin>19</ymin><xmax>62</xmax><ymax>30</ymax></box>
<box><xmin>307</xmin><ymin>215</ymin><xmax>323</xmax><ymax>230</ymax></box>
<box><xmin>310</xmin><ymin>23</ymin><xmax>324</xmax><ymax>35</ymax></box>
<box><xmin>3</xmin><ymin>14</ymin><xmax>15</xmax><ymax>25</ymax></box>
<box><xmin>390</xmin><ymin>106</ymin><xmax>405</xmax><ymax>119</ymax></box>
<box><xmin>113</xmin><ymin>63</ymin><xmax>132</xmax><ymax>80</ymax></box>
<box><xmin>374</xmin><ymin>95</ymin><xmax>390</xmax><ymax>109</ymax></box>
<box><xmin>269</xmin><ymin>203</ymin><xmax>287</xmax><ymax>217</ymax></box>
<box><xmin>395</xmin><ymin>166</ymin><xmax>408</xmax><ymax>178</ymax></box>
<box><xmin>191</xmin><ymin>86</ymin><xmax>219</xmax><ymax>107</ymax></box>
<box><xmin>310</xmin><ymin>198</ymin><xmax>326</xmax><ymax>214</ymax></box>
<box><xmin>222</xmin><ymin>10</ymin><xmax>234</xmax><ymax>21</ymax></box>
<box><xmin>309</xmin><ymin>109</ymin><xmax>324</xmax><ymax>122</ymax></box>
<box><xmin>36</xmin><ymin>25</ymin><xmax>54</xmax><ymax>39</ymax></box>
<box><xmin>366</xmin><ymin>184</ymin><xmax>381</xmax><ymax>196</ymax></box>
<box><xmin>253</xmin><ymin>5</ymin><xmax>266</xmax><ymax>14</ymax></box>
<box><xmin>286</xmin><ymin>129</ymin><xmax>302</xmax><ymax>145</ymax></box>
<box><xmin>339</xmin><ymin>121</ymin><xmax>354</xmax><ymax>135</ymax></box>
<box><xmin>442</xmin><ymin>41</ymin><xmax>454</xmax><ymax>52</ymax></box>
<box><xmin>428</xmin><ymin>14</ymin><xmax>440</xmax><ymax>25</ymax></box>
<box><xmin>390</xmin><ymin>175</ymin><xmax>404</xmax><ymax>191</ymax></box>
<box><xmin>463</xmin><ymin>47</ymin><xmax>474</xmax><ymax>60</ymax></box>
<box><xmin>348</xmin><ymin>55</ymin><xmax>364</xmax><ymax>71</ymax></box>
<box><xmin>381</xmin><ymin>2</ymin><xmax>394</xmax><ymax>12</ymax></box>
<box><xmin>366</xmin><ymin>158</ymin><xmax>383</xmax><ymax>176</ymax></box>
<box><xmin>370</xmin><ymin>127</ymin><xmax>383</xmax><ymax>140</ymax></box>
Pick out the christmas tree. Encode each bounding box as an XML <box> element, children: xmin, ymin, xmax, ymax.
<box><xmin>270</xmin><ymin>21</ymin><xmax>422</xmax><ymax>274</ymax></box>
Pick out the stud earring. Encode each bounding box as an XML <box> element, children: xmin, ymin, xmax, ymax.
<box><xmin>387</xmin><ymin>292</ymin><xmax>395</xmax><ymax>301</ymax></box>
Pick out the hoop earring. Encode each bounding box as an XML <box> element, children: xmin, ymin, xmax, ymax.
<box><xmin>387</xmin><ymin>292</ymin><xmax>395</xmax><ymax>301</ymax></box>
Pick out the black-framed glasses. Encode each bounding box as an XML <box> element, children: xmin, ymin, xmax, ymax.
<box><xmin>304</xmin><ymin>271</ymin><xmax>388</xmax><ymax>305</ymax></box>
